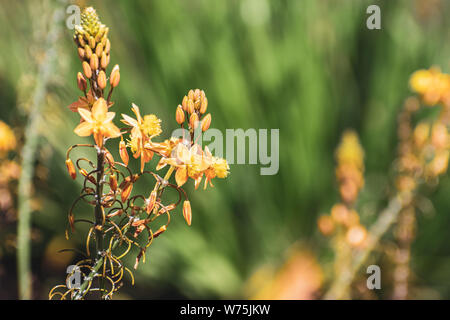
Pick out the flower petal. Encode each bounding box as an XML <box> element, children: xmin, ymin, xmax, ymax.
<box><xmin>175</xmin><ymin>167</ymin><xmax>188</xmax><ymax>187</ymax></box>
<box><xmin>78</xmin><ymin>108</ymin><xmax>93</xmax><ymax>123</ymax></box>
<box><xmin>74</xmin><ymin>121</ymin><xmax>93</xmax><ymax>136</ymax></box>
<box><xmin>121</xmin><ymin>113</ymin><xmax>138</xmax><ymax>127</ymax></box>
<box><xmin>91</xmin><ymin>98</ymin><xmax>108</xmax><ymax>121</ymax></box>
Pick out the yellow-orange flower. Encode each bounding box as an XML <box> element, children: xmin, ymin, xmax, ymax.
<box><xmin>0</xmin><ymin>121</ymin><xmax>16</xmax><ymax>154</ymax></box>
<box><xmin>121</xmin><ymin>103</ymin><xmax>162</xmax><ymax>172</ymax></box>
<box><xmin>74</xmin><ymin>97</ymin><xmax>121</xmax><ymax>148</ymax></box>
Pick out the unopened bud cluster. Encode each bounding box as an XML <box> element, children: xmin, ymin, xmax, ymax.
<box><xmin>177</xmin><ymin>89</ymin><xmax>211</xmax><ymax>132</ymax></box>
<box><xmin>73</xmin><ymin>7</ymin><xmax>119</xmax><ymax>97</ymax></box>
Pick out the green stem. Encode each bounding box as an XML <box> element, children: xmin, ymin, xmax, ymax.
<box><xmin>17</xmin><ymin>6</ymin><xmax>64</xmax><ymax>300</ymax></box>
<box><xmin>73</xmin><ymin>166</ymin><xmax>175</xmax><ymax>299</ymax></box>
<box><xmin>324</xmin><ymin>196</ymin><xmax>403</xmax><ymax>299</ymax></box>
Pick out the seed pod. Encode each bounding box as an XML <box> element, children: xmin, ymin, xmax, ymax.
<box><xmin>146</xmin><ymin>190</ymin><xmax>157</xmax><ymax>213</ymax></box>
<box><xmin>110</xmin><ymin>64</ymin><xmax>120</xmax><ymax>88</ymax></box>
<box><xmin>182</xmin><ymin>95</ymin><xmax>188</xmax><ymax>111</ymax></box>
<box><xmin>201</xmin><ymin>113</ymin><xmax>211</xmax><ymax>132</ymax></box>
<box><xmin>119</xmin><ymin>139</ymin><xmax>129</xmax><ymax>165</ymax></box>
<box><xmin>101</xmin><ymin>52</ymin><xmax>108</xmax><ymax>69</ymax></box>
<box><xmin>109</xmin><ymin>174</ymin><xmax>118</xmax><ymax>192</ymax></box>
<box><xmin>189</xmin><ymin>112</ymin><xmax>199</xmax><ymax>129</ymax></box>
<box><xmin>200</xmin><ymin>97</ymin><xmax>208</xmax><ymax>114</ymax></box>
<box><xmin>65</xmin><ymin>159</ymin><xmax>77</xmax><ymax>180</ymax></box>
<box><xmin>176</xmin><ymin>105</ymin><xmax>185</xmax><ymax>124</ymax></box>
<box><xmin>97</xmin><ymin>70</ymin><xmax>107</xmax><ymax>89</ymax></box>
<box><xmin>77</xmin><ymin>72</ymin><xmax>87</xmax><ymax>92</ymax></box>
<box><xmin>82</xmin><ymin>61</ymin><xmax>92</xmax><ymax>78</ymax></box>
<box><xmin>95</xmin><ymin>42</ymin><xmax>103</xmax><ymax>57</ymax></box>
<box><xmin>84</xmin><ymin>44</ymin><xmax>92</xmax><ymax>59</ymax></box>
<box><xmin>90</xmin><ymin>53</ymin><xmax>99</xmax><ymax>71</ymax></box>
<box><xmin>183</xmin><ymin>200</ymin><xmax>192</xmax><ymax>226</ymax></box>
<box><xmin>77</xmin><ymin>47</ymin><xmax>85</xmax><ymax>60</ymax></box>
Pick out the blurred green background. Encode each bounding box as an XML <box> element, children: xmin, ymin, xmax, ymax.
<box><xmin>1</xmin><ymin>0</ymin><xmax>450</xmax><ymax>299</ymax></box>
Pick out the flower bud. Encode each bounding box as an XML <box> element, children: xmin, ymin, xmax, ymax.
<box><xmin>146</xmin><ymin>190</ymin><xmax>157</xmax><ymax>213</ymax></box>
<box><xmin>65</xmin><ymin>159</ymin><xmax>77</xmax><ymax>180</ymax></box>
<box><xmin>121</xmin><ymin>181</ymin><xmax>133</xmax><ymax>202</ymax></box>
<box><xmin>90</xmin><ymin>53</ymin><xmax>99</xmax><ymax>71</ymax></box>
<box><xmin>176</xmin><ymin>105</ymin><xmax>185</xmax><ymax>124</ymax></box>
<box><xmin>105</xmin><ymin>38</ymin><xmax>111</xmax><ymax>54</ymax></box>
<box><xmin>101</xmin><ymin>52</ymin><xmax>108</xmax><ymax>69</ymax></box>
<box><xmin>201</xmin><ymin>113</ymin><xmax>211</xmax><ymax>132</ymax></box>
<box><xmin>119</xmin><ymin>139</ymin><xmax>129</xmax><ymax>165</ymax></box>
<box><xmin>183</xmin><ymin>200</ymin><xmax>192</xmax><ymax>226</ymax></box>
<box><xmin>89</xmin><ymin>36</ymin><xmax>96</xmax><ymax>49</ymax></box>
<box><xmin>200</xmin><ymin>97</ymin><xmax>208</xmax><ymax>114</ymax></box>
<box><xmin>77</xmin><ymin>72</ymin><xmax>87</xmax><ymax>92</ymax></box>
<box><xmin>318</xmin><ymin>215</ymin><xmax>334</xmax><ymax>236</ymax></box>
<box><xmin>82</xmin><ymin>61</ymin><xmax>92</xmax><ymax>78</ymax></box>
<box><xmin>182</xmin><ymin>96</ymin><xmax>188</xmax><ymax>111</ymax></box>
<box><xmin>189</xmin><ymin>112</ymin><xmax>199</xmax><ymax>129</ymax></box>
<box><xmin>77</xmin><ymin>47</ymin><xmax>85</xmax><ymax>60</ymax></box>
<box><xmin>95</xmin><ymin>43</ymin><xmax>103</xmax><ymax>57</ymax></box>
<box><xmin>188</xmin><ymin>99</ymin><xmax>195</xmax><ymax>114</ymax></box>
<box><xmin>97</xmin><ymin>70</ymin><xmax>107</xmax><ymax>89</ymax></box>
<box><xmin>188</xmin><ymin>89</ymin><xmax>194</xmax><ymax>100</ymax></box>
<box><xmin>109</xmin><ymin>174</ymin><xmax>118</xmax><ymax>192</ymax></box>
<box><xmin>84</xmin><ymin>44</ymin><xmax>92</xmax><ymax>59</ymax></box>
<box><xmin>110</xmin><ymin>64</ymin><xmax>120</xmax><ymax>88</ymax></box>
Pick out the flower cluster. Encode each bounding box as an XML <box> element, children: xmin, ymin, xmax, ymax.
<box><xmin>318</xmin><ymin>130</ymin><xmax>367</xmax><ymax>248</ymax></box>
<box><xmin>51</xmin><ymin>7</ymin><xmax>229</xmax><ymax>300</ymax></box>
<box><xmin>409</xmin><ymin>67</ymin><xmax>450</xmax><ymax>106</ymax></box>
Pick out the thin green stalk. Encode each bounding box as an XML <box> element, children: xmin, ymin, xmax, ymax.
<box><xmin>324</xmin><ymin>196</ymin><xmax>403</xmax><ymax>299</ymax></box>
<box><xmin>17</xmin><ymin>6</ymin><xmax>64</xmax><ymax>300</ymax></box>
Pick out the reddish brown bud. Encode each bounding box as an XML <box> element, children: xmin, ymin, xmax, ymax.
<box><xmin>105</xmin><ymin>150</ymin><xmax>115</xmax><ymax>164</ymax></box>
<box><xmin>176</xmin><ymin>105</ymin><xmax>185</xmax><ymax>125</ymax></box>
<box><xmin>65</xmin><ymin>159</ymin><xmax>76</xmax><ymax>180</ymax></box>
<box><xmin>146</xmin><ymin>190</ymin><xmax>157</xmax><ymax>213</ymax></box>
<box><xmin>77</xmin><ymin>72</ymin><xmax>87</xmax><ymax>92</ymax></box>
<box><xmin>97</xmin><ymin>70</ymin><xmax>107</xmax><ymax>89</ymax></box>
<box><xmin>119</xmin><ymin>139</ymin><xmax>129</xmax><ymax>165</ymax></box>
<box><xmin>121</xmin><ymin>181</ymin><xmax>133</xmax><ymax>202</ymax></box>
<box><xmin>109</xmin><ymin>174</ymin><xmax>118</xmax><ymax>192</ymax></box>
<box><xmin>82</xmin><ymin>61</ymin><xmax>92</xmax><ymax>79</ymax></box>
<box><xmin>110</xmin><ymin>64</ymin><xmax>120</xmax><ymax>88</ymax></box>
<box><xmin>183</xmin><ymin>200</ymin><xmax>192</xmax><ymax>226</ymax></box>
<box><xmin>201</xmin><ymin>113</ymin><xmax>211</xmax><ymax>132</ymax></box>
